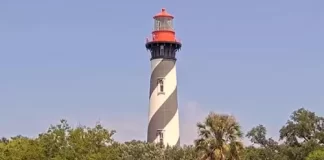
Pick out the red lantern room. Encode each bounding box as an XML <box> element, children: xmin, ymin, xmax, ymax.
<box><xmin>146</xmin><ymin>8</ymin><xmax>181</xmax><ymax>43</ymax></box>
<box><xmin>145</xmin><ymin>8</ymin><xmax>181</xmax><ymax>60</ymax></box>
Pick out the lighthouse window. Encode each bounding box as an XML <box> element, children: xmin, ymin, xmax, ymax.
<box><xmin>159</xmin><ymin>132</ymin><xmax>164</xmax><ymax>142</ymax></box>
<box><xmin>154</xmin><ymin>18</ymin><xmax>173</xmax><ymax>31</ymax></box>
<box><xmin>156</xmin><ymin>129</ymin><xmax>164</xmax><ymax>144</ymax></box>
<box><xmin>157</xmin><ymin>78</ymin><xmax>165</xmax><ymax>94</ymax></box>
<box><xmin>160</xmin><ymin>82</ymin><xmax>164</xmax><ymax>92</ymax></box>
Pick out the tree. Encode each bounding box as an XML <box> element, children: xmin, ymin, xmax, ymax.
<box><xmin>164</xmin><ymin>145</ymin><xmax>199</xmax><ymax>160</ymax></box>
<box><xmin>243</xmin><ymin>108</ymin><xmax>324</xmax><ymax>160</ymax></box>
<box><xmin>280</xmin><ymin>108</ymin><xmax>324</xmax><ymax>146</ymax></box>
<box><xmin>37</xmin><ymin>119</ymin><xmax>71</xmax><ymax>159</ymax></box>
<box><xmin>120</xmin><ymin>140</ymin><xmax>163</xmax><ymax>160</ymax></box>
<box><xmin>119</xmin><ymin>140</ymin><xmax>199</xmax><ymax>160</ymax></box>
<box><xmin>306</xmin><ymin>149</ymin><xmax>324</xmax><ymax>160</ymax></box>
<box><xmin>2</xmin><ymin>107</ymin><xmax>324</xmax><ymax>159</ymax></box>
<box><xmin>37</xmin><ymin>119</ymin><xmax>120</xmax><ymax>160</ymax></box>
<box><xmin>279</xmin><ymin>108</ymin><xmax>324</xmax><ymax>160</ymax></box>
<box><xmin>0</xmin><ymin>136</ymin><xmax>44</xmax><ymax>160</ymax></box>
<box><xmin>194</xmin><ymin>112</ymin><xmax>244</xmax><ymax>160</ymax></box>
<box><xmin>244</xmin><ymin>125</ymin><xmax>288</xmax><ymax>160</ymax></box>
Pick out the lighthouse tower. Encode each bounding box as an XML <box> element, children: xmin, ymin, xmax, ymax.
<box><xmin>146</xmin><ymin>8</ymin><xmax>182</xmax><ymax>146</ymax></box>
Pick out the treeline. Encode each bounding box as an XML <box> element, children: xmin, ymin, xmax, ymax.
<box><xmin>1</xmin><ymin>108</ymin><xmax>324</xmax><ymax>160</ymax></box>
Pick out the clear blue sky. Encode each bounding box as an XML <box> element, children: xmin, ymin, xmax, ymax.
<box><xmin>0</xmin><ymin>0</ymin><xmax>323</xmax><ymax>144</ymax></box>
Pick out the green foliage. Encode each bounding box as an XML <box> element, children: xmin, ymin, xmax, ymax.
<box><xmin>306</xmin><ymin>149</ymin><xmax>324</xmax><ymax>160</ymax></box>
<box><xmin>278</xmin><ymin>108</ymin><xmax>324</xmax><ymax>160</ymax></box>
<box><xmin>245</xmin><ymin>125</ymin><xmax>288</xmax><ymax>159</ymax></box>
<box><xmin>164</xmin><ymin>145</ymin><xmax>199</xmax><ymax>160</ymax></box>
<box><xmin>119</xmin><ymin>140</ymin><xmax>198</xmax><ymax>160</ymax></box>
<box><xmin>120</xmin><ymin>140</ymin><xmax>163</xmax><ymax>159</ymax></box>
<box><xmin>194</xmin><ymin>112</ymin><xmax>244</xmax><ymax>160</ymax></box>
<box><xmin>0</xmin><ymin>136</ymin><xmax>44</xmax><ymax>160</ymax></box>
<box><xmin>0</xmin><ymin>108</ymin><xmax>324</xmax><ymax>159</ymax></box>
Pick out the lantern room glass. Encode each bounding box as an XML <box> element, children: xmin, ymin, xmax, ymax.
<box><xmin>154</xmin><ymin>17</ymin><xmax>173</xmax><ymax>31</ymax></box>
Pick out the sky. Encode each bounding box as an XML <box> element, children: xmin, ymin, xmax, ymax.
<box><xmin>0</xmin><ymin>0</ymin><xmax>323</xmax><ymax>145</ymax></box>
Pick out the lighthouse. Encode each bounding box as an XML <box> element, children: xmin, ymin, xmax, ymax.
<box><xmin>146</xmin><ymin>8</ymin><xmax>182</xmax><ymax>146</ymax></box>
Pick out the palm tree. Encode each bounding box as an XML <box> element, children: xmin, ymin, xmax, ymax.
<box><xmin>194</xmin><ymin>112</ymin><xmax>244</xmax><ymax>160</ymax></box>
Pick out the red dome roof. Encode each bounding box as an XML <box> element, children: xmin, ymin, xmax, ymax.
<box><xmin>153</xmin><ymin>8</ymin><xmax>174</xmax><ymax>19</ymax></box>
